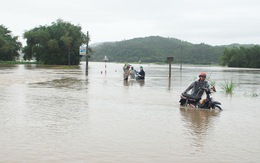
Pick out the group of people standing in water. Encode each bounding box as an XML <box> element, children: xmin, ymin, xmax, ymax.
<box><xmin>123</xmin><ymin>64</ymin><xmax>145</xmax><ymax>81</ymax></box>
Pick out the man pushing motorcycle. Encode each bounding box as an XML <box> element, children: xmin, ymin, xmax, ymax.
<box><xmin>180</xmin><ymin>72</ymin><xmax>221</xmax><ymax>109</ymax></box>
<box><xmin>183</xmin><ymin>72</ymin><xmax>211</xmax><ymax>98</ymax></box>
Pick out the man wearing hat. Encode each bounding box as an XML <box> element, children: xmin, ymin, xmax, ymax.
<box><xmin>183</xmin><ymin>72</ymin><xmax>210</xmax><ymax>98</ymax></box>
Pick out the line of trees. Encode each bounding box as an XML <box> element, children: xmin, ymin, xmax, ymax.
<box><xmin>220</xmin><ymin>45</ymin><xmax>260</xmax><ymax>68</ymax></box>
<box><xmin>1</xmin><ymin>19</ymin><xmax>88</xmax><ymax>65</ymax></box>
<box><xmin>1</xmin><ymin>20</ymin><xmax>260</xmax><ymax>68</ymax></box>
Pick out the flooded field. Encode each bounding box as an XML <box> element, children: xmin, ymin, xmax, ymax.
<box><xmin>0</xmin><ymin>62</ymin><xmax>260</xmax><ymax>162</ymax></box>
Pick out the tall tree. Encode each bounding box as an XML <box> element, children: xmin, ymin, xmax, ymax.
<box><xmin>61</xmin><ymin>33</ymin><xmax>72</xmax><ymax>65</ymax></box>
<box><xmin>23</xmin><ymin>19</ymin><xmax>87</xmax><ymax>65</ymax></box>
<box><xmin>0</xmin><ymin>25</ymin><xmax>22</xmax><ymax>61</ymax></box>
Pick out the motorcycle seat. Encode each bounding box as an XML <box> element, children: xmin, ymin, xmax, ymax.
<box><xmin>181</xmin><ymin>93</ymin><xmax>201</xmax><ymax>101</ymax></box>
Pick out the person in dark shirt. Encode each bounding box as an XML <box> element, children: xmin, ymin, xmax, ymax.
<box><xmin>183</xmin><ymin>72</ymin><xmax>210</xmax><ymax>98</ymax></box>
<box><xmin>136</xmin><ymin>66</ymin><xmax>145</xmax><ymax>80</ymax></box>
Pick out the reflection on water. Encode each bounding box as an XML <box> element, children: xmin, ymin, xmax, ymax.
<box><xmin>0</xmin><ymin>62</ymin><xmax>260</xmax><ymax>162</ymax></box>
<box><xmin>123</xmin><ymin>79</ymin><xmax>145</xmax><ymax>86</ymax></box>
<box><xmin>180</xmin><ymin>107</ymin><xmax>221</xmax><ymax>148</ymax></box>
<box><xmin>180</xmin><ymin>107</ymin><xmax>220</xmax><ymax>131</ymax></box>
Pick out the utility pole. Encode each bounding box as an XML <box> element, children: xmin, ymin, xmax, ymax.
<box><xmin>85</xmin><ymin>31</ymin><xmax>89</xmax><ymax>75</ymax></box>
<box><xmin>167</xmin><ymin>57</ymin><xmax>174</xmax><ymax>88</ymax></box>
<box><xmin>167</xmin><ymin>57</ymin><xmax>174</xmax><ymax>80</ymax></box>
<box><xmin>180</xmin><ymin>46</ymin><xmax>183</xmax><ymax>70</ymax></box>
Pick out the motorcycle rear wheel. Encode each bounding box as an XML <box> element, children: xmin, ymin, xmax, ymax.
<box><xmin>213</xmin><ymin>105</ymin><xmax>222</xmax><ymax>110</ymax></box>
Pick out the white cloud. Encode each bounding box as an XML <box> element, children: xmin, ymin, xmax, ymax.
<box><xmin>1</xmin><ymin>0</ymin><xmax>260</xmax><ymax>45</ymax></box>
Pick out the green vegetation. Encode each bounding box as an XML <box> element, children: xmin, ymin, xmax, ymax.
<box><xmin>2</xmin><ymin>20</ymin><xmax>259</xmax><ymax>67</ymax></box>
<box><xmin>252</xmin><ymin>92</ymin><xmax>259</xmax><ymax>97</ymax></box>
<box><xmin>243</xmin><ymin>90</ymin><xmax>259</xmax><ymax>97</ymax></box>
<box><xmin>209</xmin><ymin>81</ymin><xmax>216</xmax><ymax>87</ymax></box>
<box><xmin>0</xmin><ymin>25</ymin><xmax>22</xmax><ymax>61</ymax></box>
<box><xmin>205</xmin><ymin>72</ymin><xmax>216</xmax><ymax>86</ymax></box>
<box><xmin>90</xmin><ymin>36</ymin><xmax>242</xmax><ymax>64</ymax></box>
<box><xmin>251</xmin><ymin>91</ymin><xmax>259</xmax><ymax>97</ymax></box>
<box><xmin>0</xmin><ymin>61</ymin><xmax>39</xmax><ymax>64</ymax></box>
<box><xmin>44</xmin><ymin>65</ymin><xmax>80</xmax><ymax>69</ymax></box>
<box><xmin>23</xmin><ymin>19</ymin><xmax>87</xmax><ymax>65</ymax></box>
<box><xmin>220</xmin><ymin>80</ymin><xmax>237</xmax><ymax>94</ymax></box>
<box><xmin>220</xmin><ymin>46</ymin><xmax>260</xmax><ymax>68</ymax></box>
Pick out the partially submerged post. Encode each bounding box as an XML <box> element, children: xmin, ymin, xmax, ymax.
<box><xmin>103</xmin><ymin>55</ymin><xmax>108</xmax><ymax>68</ymax></box>
<box><xmin>167</xmin><ymin>57</ymin><xmax>174</xmax><ymax>80</ymax></box>
<box><xmin>103</xmin><ymin>55</ymin><xmax>108</xmax><ymax>74</ymax></box>
<box><xmin>85</xmin><ymin>31</ymin><xmax>90</xmax><ymax>76</ymax></box>
<box><xmin>180</xmin><ymin>47</ymin><xmax>183</xmax><ymax>70</ymax></box>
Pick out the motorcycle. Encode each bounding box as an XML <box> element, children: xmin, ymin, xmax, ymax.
<box><xmin>179</xmin><ymin>88</ymin><xmax>222</xmax><ymax>110</ymax></box>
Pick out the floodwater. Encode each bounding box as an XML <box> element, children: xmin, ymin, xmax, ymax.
<box><xmin>0</xmin><ymin>62</ymin><xmax>260</xmax><ymax>163</ymax></box>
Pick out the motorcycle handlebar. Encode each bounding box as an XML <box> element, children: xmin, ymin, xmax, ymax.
<box><xmin>199</xmin><ymin>87</ymin><xmax>210</xmax><ymax>93</ymax></box>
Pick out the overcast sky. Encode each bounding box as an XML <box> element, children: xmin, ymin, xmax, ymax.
<box><xmin>1</xmin><ymin>0</ymin><xmax>260</xmax><ymax>46</ymax></box>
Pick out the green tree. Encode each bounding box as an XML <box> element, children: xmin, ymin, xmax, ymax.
<box><xmin>61</xmin><ymin>33</ymin><xmax>73</xmax><ymax>65</ymax></box>
<box><xmin>248</xmin><ymin>45</ymin><xmax>260</xmax><ymax>68</ymax></box>
<box><xmin>220</xmin><ymin>46</ymin><xmax>260</xmax><ymax>68</ymax></box>
<box><xmin>0</xmin><ymin>25</ymin><xmax>22</xmax><ymax>61</ymax></box>
<box><xmin>23</xmin><ymin>19</ymin><xmax>87</xmax><ymax>65</ymax></box>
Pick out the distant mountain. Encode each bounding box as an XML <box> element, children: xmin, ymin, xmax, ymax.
<box><xmin>89</xmin><ymin>36</ymin><xmax>255</xmax><ymax>64</ymax></box>
<box><xmin>90</xmin><ymin>42</ymin><xmax>105</xmax><ymax>47</ymax></box>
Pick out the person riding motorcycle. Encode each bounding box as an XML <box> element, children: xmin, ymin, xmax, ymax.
<box><xmin>183</xmin><ymin>72</ymin><xmax>210</xmax><ymax>98</ymax></box>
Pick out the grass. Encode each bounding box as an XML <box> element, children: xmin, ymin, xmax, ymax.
<box><xmin>243</xmin><ymin>90</ymin><xmax>259</xmax><ymax>97</ymax></box>
<box><xmin>0</xmin><ymin>61</ymin><xmax>39</xmax><ymax>64</ymax></box>
<box><xmin>48</xmin><ymin>65</ymin><xmax>80</xmax><ymax>69</ymax></box>
<box><xmin>205</xmin><ymin>72</ymin><xmax>216</xmax><ymax>87</ymax></box>
<box><xmin>251</xmin><ymin>91</ymin><xmax>259</xmax><ymax>97</ymax></box>
<box><xmin>220</xmin><ymin>80</ymin><xmax>237</xmax><ymax>94</ymax></box>
<box><xmin>0</xmin><ymin>61</ymin><xmax>79</xmax><ymax>69</ymax></box>
<box><xmin>210</xmin><ymin>81</ymin><xmax>216</xmax><ymax>87</ymax></box>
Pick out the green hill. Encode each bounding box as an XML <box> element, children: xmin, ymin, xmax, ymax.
<box><xmin>89</xmin><ymin>36</ymin><xmax>251</xmax><ymax>64</ymax></box>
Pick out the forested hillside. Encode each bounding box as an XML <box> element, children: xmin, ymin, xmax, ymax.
<box><xmin>90</xmin><ymin>36</ymin><xmax>226</xmax><ymax>64</ymax></box>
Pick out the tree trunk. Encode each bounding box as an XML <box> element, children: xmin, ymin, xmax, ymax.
<box><xmin>68</xmin><ymin>46</ymin><xmax>70</xmax><ymax>66</ymax></box>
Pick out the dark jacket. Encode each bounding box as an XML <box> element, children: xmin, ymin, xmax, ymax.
<box><xmin>136</xmin><ymin>70</ymin><xmax>145</xmax><ymax>80</ymax></box>
<box><xmin>183</xmin><ymin>80</ymin><xmax>210</xmax><ymax>98</ymax></box>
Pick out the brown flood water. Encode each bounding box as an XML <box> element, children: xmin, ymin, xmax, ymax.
<box><xmin>0</xmin><ymin>62</ymin><xmax>260</xmax><ymax>162</ymax></box>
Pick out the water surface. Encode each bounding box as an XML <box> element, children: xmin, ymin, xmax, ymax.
<box><xmin>0</xmin><ymin>62</ymin><xmax>260</xmax><ymax>162</ymax></box>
